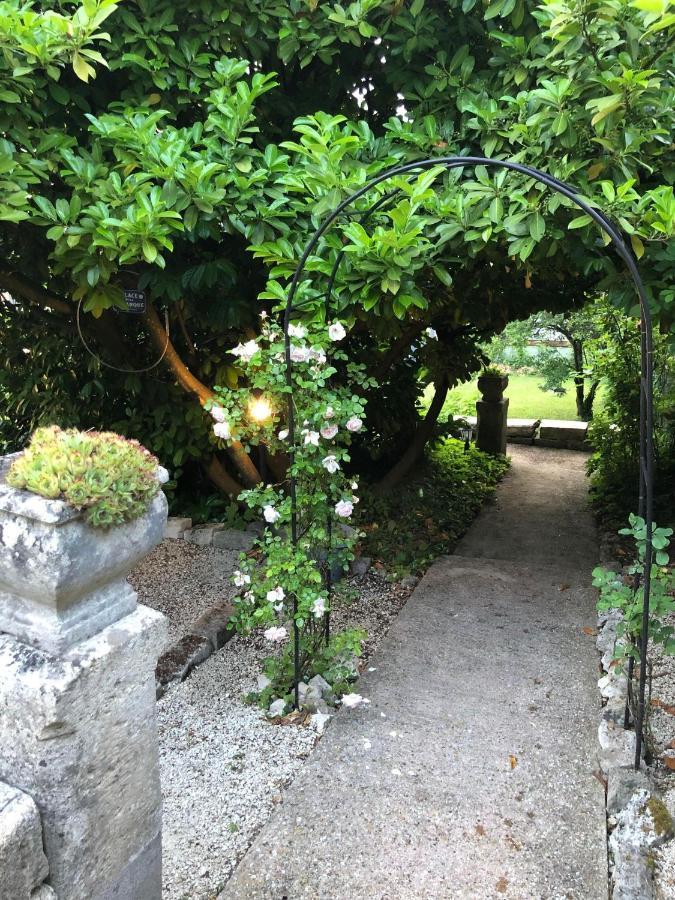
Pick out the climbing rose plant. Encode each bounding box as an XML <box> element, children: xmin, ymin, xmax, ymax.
<box><xmin>210</xmin><ymin>315</ymin><xmax>374</xmax><ymax>712</ymax></box>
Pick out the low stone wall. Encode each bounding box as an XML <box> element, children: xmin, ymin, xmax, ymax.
<box><xmin>0</xmin><ymin>782</ymin><xmax>55</xmax><ymax>899</ymax></box>
<box><xmin>463</xmin><ymin>415</ymin><xmax>591</xmax><ymax>451</ymax></box>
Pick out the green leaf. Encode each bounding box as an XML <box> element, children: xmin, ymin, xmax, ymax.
<box><xmin>529</xmin><ymin>211</ymin><xmax>545</xmax><ymax>241</ymax></box>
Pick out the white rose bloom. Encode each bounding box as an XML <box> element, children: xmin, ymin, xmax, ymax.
<box><xmin>278</xmin><ymin>429</ymin><xmax>289</xmax><ymax>441</ymax></box>
<box><xmin>234</xmin><ymin>571</ymin><xmax>251</xmax><ymax>588</ymax></box>
<box><xmin>346</xmin><ymin>416</ymin><xmax>363</xmax><ymax>433</ymax></box>
<box><xmin>310</xmin><ymin>346</ymin><xmax>327</xmax><ymax>364</ymax></box>
<box><xmin>266</xmin><ymin>586</ymin><xmax>285</xmax><ymax>605</ymax></box>
<box><xmin>321</xmin><ymin>424</ymin><xmax>338</xmax><ymax>440</ymax></box>
<box><xmin>230</xmin><ymin>339</ymin><xmax>259</xmax><ymax>362</ymax></box>
<box><xmin>290</xmin><ymin>344</ymin><xmax>310</xmax><ymax>363</ymax></box>
<box><xmin>263</xmin><ymin>505</ymin><xmax>280</xmax><ymax>524</ymax></box>
<box><xmin>210</xmin><ymin>406</ymin><xmax>226</xmax><ymax>422</ymax></box>
<box><xmin>312</xmin><ymin>596</ymin><xmax>327</xmax><ymax>618</ymax></box>
<box><xmin>335</xmin><ymin>499</ymin><xmax>353</xmax><ymax>518</ymax></box>
<box><xmin>351</xmin><ymin>481</ymin><xmax>358</xmax><ymax>490</ymax></box>
<box><xmin>328</xmin><ymin>322</ymin><xmax>347</xmax><ymax>341</ymax></box>
<box><xmin>155</xmin><ymin>465</ymin><xmax>170</xmax><ymax>484</ymax></box>
<box><xmin>341</xmin><ymin>693</ymin><xmax>370</xmax><ymax>709</ymax></box>
<box><xmin>264</xmin><ymin>626</ymin><xmax>288</xmax><ymax>642</ymax></box>
<box><xmin>352</xmin><ymin>495</ymin><xmax>360</xmax><ymax>504</ymax></box>
<box><xmin>303</xmin><ymin>430</ymin><xmax>320</xmax><ymax>447</ymax></box>
<box><xmin>213</xmin><ymin>421</ymin><xmax>232</xmax><ymax>440</ymax></box>
<box><xmin>288</xmin><ymin>323</ymin><xmax>306</xmax><ymax>338</ymax></box>
<box><xmin>322</xmin><ymin>455</ymin><xmax>340</xmax><ymax>474</ymax></box>
<box><xmin>425</xmin><ymin>327</ymin><xmax>438</xmax><ymax>340</ymax></box>
<box><xmin>324</xmin><ymin>406</ymin><xmax>335</xmax><ymax>419</ymax></box>
<box><xmin>243</xmin><ymin>591</ymin><xmax>255</xmax><ymax>605</ymax></box>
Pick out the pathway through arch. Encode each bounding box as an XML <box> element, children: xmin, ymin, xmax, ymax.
<box><xmin>221</xmin><ymin>445</ymin><xmax>607</xmax><ymax>899</ymax></box>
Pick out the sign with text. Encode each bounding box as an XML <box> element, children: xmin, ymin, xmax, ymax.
<box><xmin>124</xmin><ymin>289</ymin><xmax>146</xmax><ymax>314</ymax></box>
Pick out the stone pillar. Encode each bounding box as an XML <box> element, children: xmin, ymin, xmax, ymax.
<box><xmin>0</xmin><ymin>456</ymin><xmax>168</xmax><ymax>900</ymax></box>
<box><xmin>476</xmin><ymin>398</ymin><xmax>509</xmax><ymax>455</ymax></box>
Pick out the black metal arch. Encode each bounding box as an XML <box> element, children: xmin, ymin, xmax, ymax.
<box><xmin>282</xmin><ymin>156</ymin><xmax>654</xmax><ymax>769</ymax></box>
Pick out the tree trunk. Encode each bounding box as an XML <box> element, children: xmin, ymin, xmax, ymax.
<box><xmin>375</xmin><ymin>375</ymin><xmax>449</xmax><ymax>493</ymax></box>
<box><xmin>144</xmin><ymin>303</ymin><xmax>262</xmax><ymax>488</ymax></box>
<box><xmin>204</xmin><ymin>455</ymin><xmax>244</xmax><ymax>498</ymax></box>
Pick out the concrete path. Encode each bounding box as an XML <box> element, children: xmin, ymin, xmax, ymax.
<box><xmin>221</xmin><ymin>446</ymin><xmax>607</xmax><ymax>899</ymax></box>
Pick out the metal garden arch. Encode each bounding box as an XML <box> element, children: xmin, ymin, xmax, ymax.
<box><xmin>282</xmin><ymin>156</ymin><xmax>654</xmax><ymax>769</ymax></box>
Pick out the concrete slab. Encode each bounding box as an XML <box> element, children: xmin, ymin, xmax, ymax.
<box><xmin>222</xmin><ymin>447</ymin><xmax>607</xmax><ymax>900</ymax></box>
<box><xmin>457</xmin><ymin>445</ymin><xmax>597</xmax><ymax>572</ymax></box>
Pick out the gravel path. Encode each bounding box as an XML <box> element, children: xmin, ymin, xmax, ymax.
<box><xmin>129</xmin><ymin>539</ymin><xmax>240</xmax><ymax>650</ymax></box>
<box><xmin>157</xmin><ymin>572</ymin><xmax>412</xmax><ymax>900</ymax></box>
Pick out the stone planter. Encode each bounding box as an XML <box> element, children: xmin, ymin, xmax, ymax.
<box><xmin>0</xmin><ymin>453</ymin><xmax>168</xmax><ymax>654</ymax></box>
<box><xmin>477</xmin><ymin>373</ymin><xmax>509</xmax><ymax>402</ymax></box>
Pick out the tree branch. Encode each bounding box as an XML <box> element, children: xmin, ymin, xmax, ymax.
<box><xmin>0</xmin><ymin>271</ymin><xmax>72</xmax><ymax>316</ymax></box>
<box><xmin>143</xmin><ymin>302</ymin><xmax>262</xmax><ymax>488</ymax></box>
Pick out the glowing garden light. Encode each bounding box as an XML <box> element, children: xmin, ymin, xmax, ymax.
<box><xmin>249</xmin><ymin>395</ymin><xmax>272</xmax><ymax>423</ymax></box>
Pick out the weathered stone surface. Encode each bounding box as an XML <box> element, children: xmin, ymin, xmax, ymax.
<box><xmin>183</xmin><ymin>523</ymin><xmax>224</xmax><ymax>546</ymax></box>
<box><xmin>599</xmin><ymin>670</ymin><xmax>628</xmax><ymax>701</ymax></box>
<box><xmin>155</xmin><ymin>632</ymin><xmax>212</xmax><ymax>692</ymax></box>
<box><xmin>191</xmin><ymin>601</ymin><xmax>236</xmax><ymax>651</ymax></box>
<box><xmin>0</xmin><ymin>781</ymin><xmax>49</xmax><ymax>899</ymax></box>
<box><xmin>539</xmin><ymin>419</ymin><xmax>589</xmax><ymax>449</ymax></box>
<box><xmin>30</xmin><ymin>886</ymin><xmax>57</xmax><ymax>899</ymax></box>
<box><xmin>506</xmin><ymin>418</ymin><xmax>541</xmax><ymax>443</ymax></box>
<box><xmin>598</xmin><ymin>719</ymin><xmax>637</xmax><ymax>773</ymax></box>
<box><xmin>0</xmin><ymin>456</ymin><xmax>168</xmax><ymax>654</ymax></box>
<box><xmin>609</xmin><ymin>789</ymin><xmax>673</xmax><ymax>899</ymax></box>
<box><xmin>212</xmin><ymin>529</ymin><xmax>256</xmax><ymax>552</ymax></box>
<box><xmin>0</xmin><ymin>606</ymin><xmax>167</xmax><ymax>900</ymax></box>
<box><xmin>476</xmin><ymin>397</ymin><xmax>508</xmax><ymax>455</ymax></box>
<box><xmin>164</xmin><ymin>517</ymin><xmax>192</xmax><ymax>539</ymax></box>
<box><xmin>607</xmin><ymin>766</ymin><xmax>652</xmax><ymax>815</ymax></box>
<box><xmin>350</xmin><ymin>556</ymin><xmax>371</xmax><ymax>579</ymax></box>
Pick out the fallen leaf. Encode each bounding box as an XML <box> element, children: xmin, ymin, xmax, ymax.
<box><xmin>582</xmin><ymin>626</ymin><xmax>597</xmax><ymax>636</ymax></box>
<box><xmin>651</xmin><ymin>698</ymin><xmax>675</xmax><ymax>716</ymax></box>
<box><xmin>559</xmin><ymin>583</ymin><xmax>570</xmax><ymax>592</ymax></box>
<box><xmin>663</xmin><ymin>754</ymin><xmax>675</xmax><ymax>771</ymax></box>
<box><xmin>592</xmin><ymin>770</ymin><xmax>608</xmax><ymax>790</ymax></box>
<box><xmin>496</xmin><ymin>876</ymin><xmax>509</xmax><ymax>893</ymax></box>
<box><xmin>475</xmin><ymin>824</ymin><xmax>486</xmax><ymax>837</ymax></box>
<box><xmin>509</xmin><ymin>754</ymin><xmax>518</xmax><ymax>770</ymax></box>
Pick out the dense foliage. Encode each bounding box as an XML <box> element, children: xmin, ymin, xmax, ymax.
<box><xmin>7</xmin><ymin>425</ymin><xmax>163</xmax><ymax>526</ymax></box>
<box><xmin>594</xmin><ymin>514</ymin><xmax>675</xmax><ymax>668</ymax></box>
<box><xmin>222</xmin><ymin>316</ymin><xmax>372</xmax><ymax>709</ymax></box>
<box><xmin>359</xmin><ymin>437</ymin><xmax>510</xmax><ymax>574</ymax></box>
<box><xmin>0</xmin><ymin>0</ymin><xmax>673</xmax><ymax>498</ymax></box>
<box><xmin>588</xmin><ymin>318</ymin><xmax>674</xmax><ymax>526</ymax></box>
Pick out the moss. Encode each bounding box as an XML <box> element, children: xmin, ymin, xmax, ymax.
<box><xmin>7</xmin><ymin>426</ymin><xmax>160</xmax><ymax>528</ymax></box>
<box><xmin>647</xmin><ymin>796</ymin><xmax>674</xmax><ymax>838</ymax></box>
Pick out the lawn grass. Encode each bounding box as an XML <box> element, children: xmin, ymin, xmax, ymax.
<box><xmin>424</xmin><ymin>373</ymin><xmax>606</xmax><ymax>422</ymax></box>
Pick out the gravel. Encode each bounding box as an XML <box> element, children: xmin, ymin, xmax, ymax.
<box><xmin>157</xmin><ymin>570</ymin><xmax>412</xmax><ymax>900</ymax></box>
<box><xmin>129</xmin><ymin>539</ymin><xmax>241</xmax><ymax>649</ymax></box>
<box><xmin>645</xmin><ymin>618</ymin><xmax>675</xmax><ymax>900</ymax></box>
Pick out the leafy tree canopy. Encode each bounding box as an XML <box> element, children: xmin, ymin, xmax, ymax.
<box><xmin>0</xmin><ymin>0</ymin><xmax>673</xmax><ymax>494</ymax></box>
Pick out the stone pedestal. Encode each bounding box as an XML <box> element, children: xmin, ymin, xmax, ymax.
<box><xmin>476</xmin><ymin>398</ymin><xmax>509</xmax><ymax>455</ymax></box>
<box><xmin>0</xmin><ymin>455</ymin><xmax>168</xmax><ymax>900</ymax></box>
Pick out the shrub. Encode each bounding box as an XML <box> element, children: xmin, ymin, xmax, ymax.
<box><xmin>7</xmin><ymin>426</ymin><xmax>162</xmax><ymax>527</ymax></box>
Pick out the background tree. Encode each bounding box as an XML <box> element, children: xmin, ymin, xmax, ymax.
<box><xmin>0</xmin><ymin>0</ymin><xmax>672</xmax><ymax>503</ymax></box>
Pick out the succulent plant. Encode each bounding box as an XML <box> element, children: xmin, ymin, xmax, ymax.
<box><xmin>7</xmin><ymin>426</ymin><xmax>162</xmax><ymax>528</ymax></box>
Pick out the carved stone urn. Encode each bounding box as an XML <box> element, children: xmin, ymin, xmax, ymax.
<box><xmin>0</xmin><ymin>453</ymin><xmax>168</xmax><ymax>654</ymax></box>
